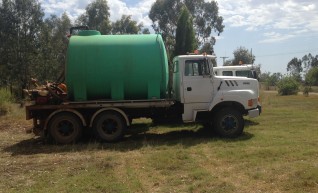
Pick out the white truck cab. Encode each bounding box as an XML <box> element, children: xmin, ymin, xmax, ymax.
<box><xmin>172</xmin><ymin>55</ymin><xmax>261</xmax><ymax>137</ymax></box>
<box><xmin>214</xmin><ymin>64</ymin><xmax>258</xmax><ymax>79</ymax></box>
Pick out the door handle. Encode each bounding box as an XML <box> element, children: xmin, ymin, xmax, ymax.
<box><xmin>187</xmin><ymin>87</ymin><xmax>192</xmax><ymax>91</ymax></box>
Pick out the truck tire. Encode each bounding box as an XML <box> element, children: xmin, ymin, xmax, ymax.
<box><xmin>48</xmin><ymin>112</ymin><xmax>83</xmax><ymax>144</ymax></box>
<box><xmin>213</xmin><ymin>107</ymin><xmax>244</xmax><ymax>138</ymax></box>
<box><xmin>93</xmin><ymin>112</ymin><xmax>126</xmax><ymax>142</ymax></box>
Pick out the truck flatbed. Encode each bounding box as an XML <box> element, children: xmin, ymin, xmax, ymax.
<box><xmin>26</xmin><ymin>99</ymin><xmax>174</xmax><ymax>120</ymax></box>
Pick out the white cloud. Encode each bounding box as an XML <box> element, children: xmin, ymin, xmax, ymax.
<box><xmin>260</xmin><ymin>32</ymin><xmax>295</xmax><ymax>43</ymax></box>
<box><xmin>39</xmin><ymin>0</ymin><xmax>91</xmax><ymax>18</ymax></box>
<box><xmin>108</xmin><ymin>0</ymin><xmax>154</xmax><ymax>27</ymax></box>
<box><xmin>39</xmin><ymin>0</ymin><xmax>318</xmax><ymax>42</ymax></box>
<box><xmin>217</xmin><ymin>0</ymin><xmax>318</xmax><ymax>43</ymax></box>
<box><xmin>40</xmin><ymin>0</ymin><xmax>155</xmax><ymax>28</ymax></box>
<box><xmin>226</xmin><ymin>15</ymin><xmax>248</xmax><ymax>27</ymax></box>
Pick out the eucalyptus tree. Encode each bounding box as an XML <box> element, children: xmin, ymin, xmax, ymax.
<box><xmin>36</xmin><ymin>12</ymin><xmax>72</xmax><ymax>83</ymax></box>
<box><xmin>76</xmin><ymin>0</ymin><xmax>111</xmax><ymax>34</ymax></box>
<box><xmin>232</xmin><ymin>46</ymin><xmax>255</xmax><ymax>65</ymax></box>
<box><xmin>112</xmin><ymin>15</ymin><xmax>143</xmax><ymax>34</ymax></box>
<box><xmin>0</xmin><ymin>0</ymin><xmax>44</xmax><ymax>97</ymax></box>
<box><xmin>149</xmin><ymin>0</ymin><xmax>224</xmax><ymax>54</ymax></box>
<box><xmin>287</xmin><ymin>57</ymin><xmax>303</xmax><ymax>82</ymax></box>
<box><xmin>302</xmin><ymin>53</ymin><xmax>318</xmax><ymax>73</ymax></box>
<box><xmin>305</xmin><ymin>67</ymin><xmax>318</xmax><ymax>86</ymax></box>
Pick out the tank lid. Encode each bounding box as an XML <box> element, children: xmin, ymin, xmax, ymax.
<box><xmin>78</xmin><ymin>30</ymin><xmax>101</xmax><ymax>36</ymax></box>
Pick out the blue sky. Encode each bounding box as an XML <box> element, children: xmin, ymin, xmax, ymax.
<box><xmin>39</xmin><ymin>0</ymin><xmax>318</xmax><ymax>74</ymax></box>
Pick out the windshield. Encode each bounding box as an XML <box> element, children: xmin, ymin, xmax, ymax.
<box><xmin>235</xmin><ymin>70</ymin><xmax>254</xmax><ymax>78</ymax></box>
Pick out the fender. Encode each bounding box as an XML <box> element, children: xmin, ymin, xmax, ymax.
<box><xmin>209</xmin><ymin>89</ymin><xmax>257</xmax><ymax>111</ymax></box>
<box><xmin>89</xmin><ymin>107</ymin><xmax>130</xmax><ymax>127</ymax></box>
<box><xmin>44</xmin><ymin>109</ymin><xmax>86</xmax><ymax>130</ymax></box>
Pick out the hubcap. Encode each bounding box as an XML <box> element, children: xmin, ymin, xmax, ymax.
<box><xmin>101</xmin><ymin>119</ymin><xmax>118</xmax><ymax>135</ymax></box>
<box><xmin>221</xmin><ymin>115</ymin><xmax>238</xmax><ymax>132</ymax></box>
<box><xmin>57</xmin><ymin>120</ymin><xmax>74</xmax><ymax>136</ymax></box>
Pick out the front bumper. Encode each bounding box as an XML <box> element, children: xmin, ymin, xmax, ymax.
<box><xmin>248</xmin><ymin>105</ymin><xmax>261</xmax><ymax>118</ymax></box>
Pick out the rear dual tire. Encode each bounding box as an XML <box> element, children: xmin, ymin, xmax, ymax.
<box><xmin>48</xmin><ymin>112</ymin><xmax>83</xmax><ymax>144</ymax></box>
<box><xmin>93</xmin><ymin>112</ymin><xmax>126</xmax><ymax>142</ymax></box>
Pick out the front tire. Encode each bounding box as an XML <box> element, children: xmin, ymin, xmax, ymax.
<box><xmin>93</xmin><ymin>112</ymin><xmax>126</xmax><ymax>142</ymax></box>
<box><xmin>213</xmin><ymin>107</ymin><xmax>244</xmax><ymax>138</ymax></box>
<box><xmin>48</xmin><ymin>112</ymin><xmax>83</xmax><ymax>144</ymax></box>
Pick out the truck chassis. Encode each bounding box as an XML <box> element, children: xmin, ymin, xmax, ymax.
<box><xmin>26</xmin><ymin>99</ymin><xmax>176</xmax><ymax>144</ymax></box>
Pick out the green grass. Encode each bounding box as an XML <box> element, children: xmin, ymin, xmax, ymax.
<box><xmin>260</xmin><ymin>83</ymin><xmax>318</xmax><ymax>93</ymax></box>
<box><xmin>0</xmin><ymin>88</ymin><xmax>14</xmax><ymax>116</ymax></box>
<box><xmin>0</xmin><ymin>92</ymin><xmax>318</xmax><ymax>192</ymax></box>
<box><xmin>310</xmin><ymin>86</ymin><xmax>318</xmax><ymax>92</ymax></box>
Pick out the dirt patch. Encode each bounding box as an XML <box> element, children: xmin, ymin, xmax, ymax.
<box><xmin>0</xmin><ymin>108</ymin><xmax>8</xmax><ymax>116</ymax></box>
<box><xmin>0</xmin><ymin>116</ymin><xmax>32</xmax><ymax>133</ymax></box>
<box><xmin>0</xmin><ymin>123</ymin><xmax>11</xmax><ymax>131</ymax></box>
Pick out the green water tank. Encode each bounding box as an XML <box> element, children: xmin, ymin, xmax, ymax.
<box><xmin>66</xmin><ymin>31</ymin><xmax>169</xmax><ymax>101</ymax></box>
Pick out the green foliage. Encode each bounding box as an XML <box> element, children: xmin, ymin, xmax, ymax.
<box><xmin>35</xmin><ymin>13</ymin><xmax>72</xmax><ymax>83</ymax></box>
<box><xmin>232</xmin><ymin>46</ymin><xmax>255</xmax><ymax>65</ymax></box>
<box><xmin>0</xmin><ymin>0</ymin><xmax>44</xmax><ymax>98</ymax></box>
<box><xmin>287</xmin><ymin>57</ymin><xmax>303</xmax><ymax>81</ymax></box>
<box><xmin>0</xmin><ymin>88</ymin><xmax>13</xmax><ymax>115</ymax></box>
<box><xmin>200</xmin><ymin>42</ymin><xmax>214</xmax><ymax>55</ymax></box>
<box><xmin>0</xmin><ymin>88</ymin><xmax>13</xmax><ymax>104</ymax></box>
<box><xmin>0</xmin><ymin>0</ymin><xmax>157</xmax><ymax>100</ymax></box>
<box><xmin>76</xmin><ymin>0</ymin><xmax>111</xmax><ymax>34</ymax></box>
<box><xmin>303</xmin><ymin>86</ymin><xmax>310</xmax><ymax>97</ymax></box>
<box><xmin>149</xmin><ymin>0</ymin><xmax>224</xmax><ymax>55</ymax></box>
<box><xmin>112</xmin><ymin>15</ymin><xmax>143</xmax><ymax>34</ymax></box>
<box><xmin>305</xmin><ymin>67</ymin><xmax>318</xmax><ymax>86</ymax></box>
<box><xmin>142</xmin><ymin>28</ymin><xmax>150</xmax><ymax>34</ymax></box>
<box><xmin>174</xmin><ymin>6</ymin><xmax>196</xmax><ymax>56</ymax></box>
<box><xmin>277</xmin><ymin>76</ymin><xmax>299</xmax><ymax>95</ymax></box>
<box><xmin>302</xmin><ymin>53</ymin><xmax>318</xmax><ymax>71</ymax></box>
<box><xmin>285</xmin><ymin>53</ymin><xmax>318</xmax><ymax>84</ymax></box>
<box><xmin>260</xmin><ymin>72</ymin><xmax>282</xmax><ymax>90</ymax></box>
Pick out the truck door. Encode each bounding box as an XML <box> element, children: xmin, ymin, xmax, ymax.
<box><xmin>182</xmin><ymin>59</ymin><xmax>213</xmax><ymax>103</ymax></box>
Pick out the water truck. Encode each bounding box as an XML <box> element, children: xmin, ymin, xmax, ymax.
<box><xmin>24</xmin><ymin>28</ymin><xmax>261</xmax><ymax>144</ymax></box>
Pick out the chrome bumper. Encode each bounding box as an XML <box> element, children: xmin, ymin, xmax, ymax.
<box><xmin>248</xmin><ymin>105</ymin><xmax>261</xmax><ymax>118</ymax></box>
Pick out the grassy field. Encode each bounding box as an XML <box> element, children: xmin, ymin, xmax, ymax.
<box><xmin>0</xmin><ymin>92</ymin><xmax>317</xmax><ymax>193</ymax></box>
<box><xmin>260</xmin><ymin>83</ymin><xmax>318</xmax><ymax>93</ymax></box>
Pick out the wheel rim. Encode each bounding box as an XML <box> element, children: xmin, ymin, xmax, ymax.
<box><xmin>101</xmin><ymin>118</ymin><xmax>119</xmax><ymax>135</ymax></box>
<box><xmin>57</xmin><ymin>120</ymin><xmax>75</xmax><ymax>137</ymax></box>
<box><xmin>221</xmin><ymin>115</ymin><xmax>238</xmax><ymax>132</ymax></box>
<box><xmin>94</xmin><ymin>113</ymin><xmax>125</xmax><ymax>141</ymax></box>
<box><xmin>48</xmin><ymin>113</ymin><xmax>82</xmax><ymax>144</ymax></box>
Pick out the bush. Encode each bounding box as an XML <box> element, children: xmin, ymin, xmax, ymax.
<box><xmin>277</xmin><ymin>76</ymin><xmax>299</xmax><ymax>95</ymax></box>
<box><xmin>305</xmin><ymin>67</ymin><xmax>318</xmax><ymax>86</ymax></box>
<box><xmin>303</xmin><ymin>86</ymin><xmax>311</xmax><ymax>97</ymax></box>
<box><xmin>0</xmin><ymin>88</ymin><xmax>13</xmax><ymax>116</ymax></box>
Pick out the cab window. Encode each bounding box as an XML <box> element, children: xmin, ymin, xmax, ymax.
<box><xmin>236</xmin><ymin>70</ymin><xmax>253</xmax><ymax>78</ymax></box>
<box><xmin>184</xmin><ymin>60</ymin><xmax>210</xmax><ymax>76</ymax></box>
<box><xmin>222</xmin><ymin>71</ymin><xmax>233</xmax><ymax>76</ymax></box>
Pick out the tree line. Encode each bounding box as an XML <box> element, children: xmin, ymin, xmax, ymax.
<box><xmin>1</xmin><ymin>0</ymin><xmax>316</xmax><ymax>98</ymax></box>
<box><xmin>286</xmin><ymin>54</ymin><xmax>318</xmax><ymax>86</ymax></box>
<box><xmin>0</xmin><ymin>0</ymin><xmax>224</xmax><ymax>99</ymax></box>
<box><xmin>0</xmin><ymin>0</ymin><xmax>153</xmax><ymax>97</ymax></box>
<box><xmin>260</xmin><ymin>54</ymin><xmax>318</xmax><ymax>86</ymax></box>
